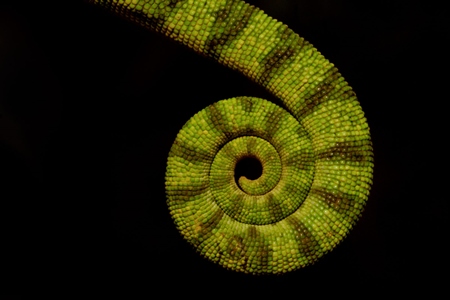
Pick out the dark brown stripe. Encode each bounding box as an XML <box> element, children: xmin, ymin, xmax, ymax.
<box><xmin>248</xmin><ymin>225</ymin><xmax>258</xmax><ymax>239</ymax></box>
<box><xmin>246</xmin><ymin>226</ymin><xmax>270</xmax><ymax>273</ymax></box>
<box><xmin>244</xmin><ymin>135</ymin><xmax>258</xmax><ymax>153</ymax></box>
<box><xmin>268</xmin><ymin>193</ymin><xmax>283</xmax><ymax>220</ymax></box>
<box><xmin>226</xmin><ymin>235</ymin><xmax>245</xmax><ymax>258</ymax></box>
<box><xmin>206</xmin><ymin>0</ymin><xmax>255</xmax><ymax>56</ymax></box>
<box><xmin>229</xmin><ymin>226</ymin><xmax>270</xmax><ymax>273</ymax></box>
<box><xmin>207</xmin><ymin>98</ymin><xmax>261</xmax><ymax>140</ymax></box>
<box><xmin>241</xmin><ymin>96</ymin><xmax>255</xmax><ymax>113</ymax></box>
<box><xmin>228</xmin><ymin>193</ymin><xmax>245</xmax><ymax>218</ymax></box>
<box><xmin>170</xmin><ymin>139</ymin><xmax>213</xmax><ymax>163</ymax></box>
<box><xmin>258</xmin><ymin>25</ymin><xmax>301</xmax><ymax>86</ymax></box>
<box><xmin>283</xmin><ymin>150</ymin><xmax>314</xmax><ymax>170</ymax></box>
<box><xmin>196</xmin><ymin>209</ymin><xmax>224</xmax><ymax>243</ymax></box>
<box><xmin>310</xmin><ymin>186</ymin><xmax>361</xmax><ymax>219</ymax></box>
<box><xmin>206</xmin><ymin>102</ymin><xmax>235</xmax><ymax>140</ymax></box>
<box><xmin>286</xmin><ymin>215</ymin><xmax>319</xmax><ymax>260</ymax></box>
<box><xmin>296</xmin><ymin>66</ymin><xmax>341</xmax><ymax>119</ymax></box>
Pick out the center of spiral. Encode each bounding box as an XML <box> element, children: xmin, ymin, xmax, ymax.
<box><xmin>199</xmin><ymin>98</ymin><xmax>316</xmax><ymax>225</ymax></box>
<box><xmin>234</xmin><ymin>156</ymin><xmax>263</xmax><ymax>186</ymax></box>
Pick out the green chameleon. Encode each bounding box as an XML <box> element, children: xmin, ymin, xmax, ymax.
<box><xmin>88</xmin><ymin>0</ymin><xmax>374</xmax><ymax>274</ymax></box>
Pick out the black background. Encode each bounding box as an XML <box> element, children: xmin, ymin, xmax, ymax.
<box><xmin>1</xmin><ymin>0</ymin><xmax>447</xmax><ymax>295</ymax></box>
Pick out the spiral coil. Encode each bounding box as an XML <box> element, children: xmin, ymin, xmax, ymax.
<box><xmin>88</xmin><ymin>0</ymin><xmax>374</xmax><ymax>274</ymax></box>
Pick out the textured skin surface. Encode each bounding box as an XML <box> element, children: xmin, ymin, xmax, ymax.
<box><xmin>88</xmin><ymin>0</ymin><xmax>374</xmax><ymax>274</ymax></box>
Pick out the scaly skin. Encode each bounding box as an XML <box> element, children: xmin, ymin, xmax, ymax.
<box><xmin>87</xmin><ymin>0</ymin><xmax>374</xmax><ymax>274</ymax></box>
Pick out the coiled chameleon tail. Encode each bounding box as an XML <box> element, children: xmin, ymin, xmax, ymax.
<box><xmin>88</xmin><ymin>0</ymin><xmax>374</xmax><ymax>274</ymax></box>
